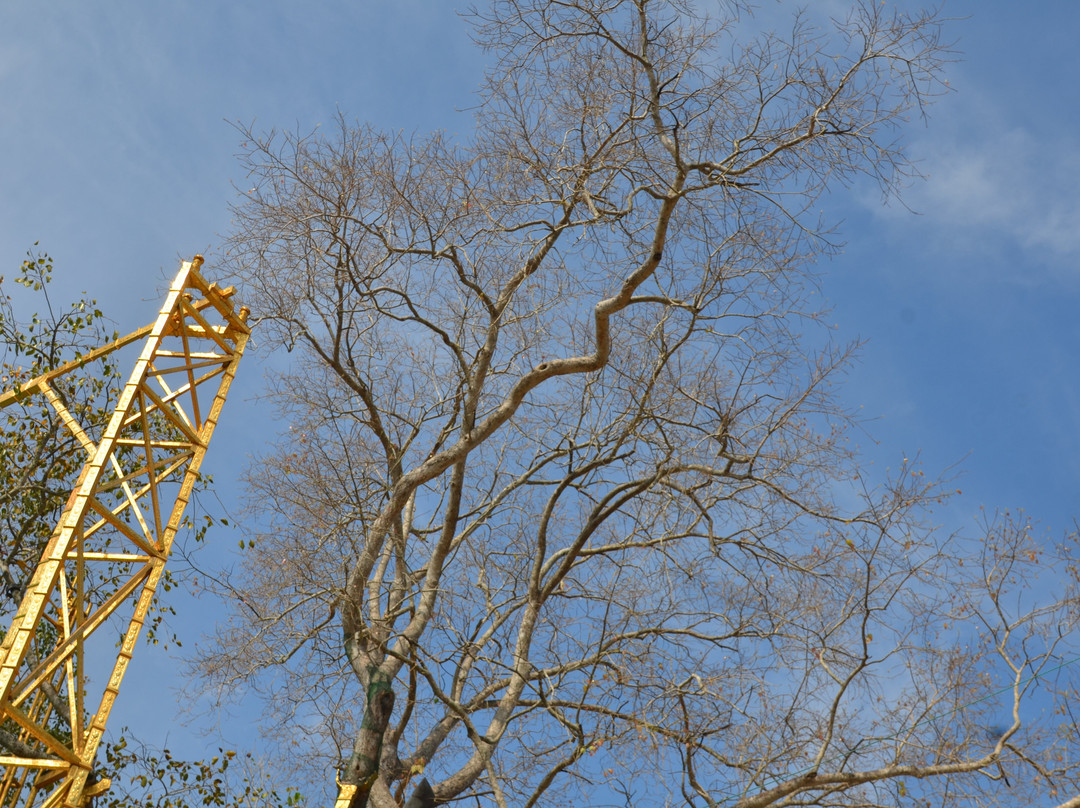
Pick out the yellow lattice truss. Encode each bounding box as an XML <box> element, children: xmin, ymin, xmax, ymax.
<box><xmin>0</xmin><ymin>257</ymin><xmax>249</xmax><ymax>808</ymax></box>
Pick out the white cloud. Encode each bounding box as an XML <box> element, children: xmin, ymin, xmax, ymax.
<box><xmin>868</xmin><ymin>82</ymin><xmax>1080</xmax><ymax>266</ymax></box>
<box><xmin>908</xmin><ymin>126</ymin><xmax>1080</xmax><ymax>256</ymax></box>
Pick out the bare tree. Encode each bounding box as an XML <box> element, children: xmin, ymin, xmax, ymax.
<box><xmin>206</xmin><ymin>2</ymin><xmax>1080</xmax><ymax>806</ymax></box>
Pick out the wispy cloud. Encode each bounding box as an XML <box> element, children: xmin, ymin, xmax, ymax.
<box><xmin>914</xmin><ymin>129</ymin><xmax>1080</xmax><ymax>254</ymax></box>
<box><xmin>873</xmin><ymin>94</ymin><xmax>1080</xmax><ymax>263</ymax></box>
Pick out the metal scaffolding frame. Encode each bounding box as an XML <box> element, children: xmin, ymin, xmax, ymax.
<box><xmin>0</xmin><ymin>257</ymin><xmax>248</xmax><ymax>807</ymax></box>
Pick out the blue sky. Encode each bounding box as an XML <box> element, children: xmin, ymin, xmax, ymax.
<box><xmin>1</xmin><ymin>0</ymin><xmax>1078</xmax><ymax>798</ymax></box>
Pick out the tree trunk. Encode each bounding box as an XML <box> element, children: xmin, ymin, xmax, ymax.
<box><xmin>339</xmin><ymin>671</ymin><xmax>394</xmax><ymax>808</ymax></box>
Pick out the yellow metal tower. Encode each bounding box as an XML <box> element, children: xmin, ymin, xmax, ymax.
<box><xmin>0</xmin><ymin>257</ymin><xmax>248</xmax><ymax>807</ymax></box>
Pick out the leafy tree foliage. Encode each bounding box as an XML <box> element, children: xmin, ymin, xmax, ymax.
<box><xmin>100</xmin><ymin>737</ymin><xmax>304</xmax><ymax>808</ymax></box>
<box><xmin>0</xmin><ymin>248</ymin><xmax>119</xmax><ymax>606</ymax></box>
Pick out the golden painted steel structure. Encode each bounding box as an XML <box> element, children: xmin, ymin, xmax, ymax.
<box><xmin>0</xmin><ymin>257</ymin><xmax>248</xmax><ymax>807</ymax></box>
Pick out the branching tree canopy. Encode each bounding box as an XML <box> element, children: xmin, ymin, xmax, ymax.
<box><xmin>195</xmin><ymin>1</ymin><xmax>1080</xmax><ymax>806</ymax></box>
